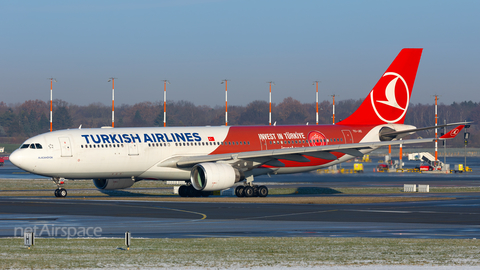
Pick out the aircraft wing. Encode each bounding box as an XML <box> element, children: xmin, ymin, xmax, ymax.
<box><xmin>174</xmin><ymin>138</ymin><xmax>431</xmax><ymax>168</ymax></box>
<box><xmin>173</xmin><ymin>125</ymin><xmax>465</xmax><ymax>168</ymax></box>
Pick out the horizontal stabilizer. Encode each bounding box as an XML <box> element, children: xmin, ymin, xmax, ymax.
<box><xmin>439</xmin><ymin>125</ymin><xmax>465</xmax><ymax>139</ymax></box>
<box><xmin>381</xmin><ymin>121</ymin><xmax>471</xmax><ymax>138</ymax></box>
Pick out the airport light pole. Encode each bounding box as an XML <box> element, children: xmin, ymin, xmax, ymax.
<box><xmin>48</xmin><ymin>78</ymin><xmax>57</xmax><ymax>132</ymax></box>
<box><xmin>331</xmin><ymin>94</ymin><xmax>335</xmax><ymax>125</ymax></box>
<box><xmin>268</xmin><ymin>81</ymin><xmax>275</xmax><ymax>125</ymax></box>
<box><xmin>313</xmin><ymin>81</ymin><xmax>320</xmax><ymax>125</ymax></box>
<box><xmin>221</xmin><ymin>79</ymin><xmax>229</xmax><ymax>126</ymax></box>
<box><xmin>162</xmin><ymin>80</ymin><xmax>170</xmax><ymax>127</ymax></box>
<box><xmin>443</xmin><ymin>119</ymin><xmax>447</xmax><ymax>166</ymax></box>
<box><xmin>434</xmin><ymin>95</ymin><xmax>439</xmax><ymax>161</ymax></box>
<box><xmin>108</xmin><ymin>78</ymin><xmax>117</xmax><ymax>128</ymax></box>
<box><xmin>464</xmin><ymin>121</ymin><xmax>470</xmax><ymax>170</ymax></box>
<box><xmin>399</xmin><ymin>138</ymin><xmax>403</xmax><ymax>169</ymax></box>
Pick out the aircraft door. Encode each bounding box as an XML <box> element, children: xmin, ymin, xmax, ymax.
<box><xmin>59</xmin><ymin>137</ymin><xmax>73</xmax><ymax>157</ymax></box>
<box><xmin>341</xmin><ymin>130</ymin><xmax>353</xmax><ymax>144</ymax></box>
<box><xmin>259</xmin><ymin>138</ymin><xmax>268</xmax><ymax>150</ymax></box>
<box><xmin>128</xmin><ymin>142</ymin><xmax>139</xmax><ymax>156</ymax></box>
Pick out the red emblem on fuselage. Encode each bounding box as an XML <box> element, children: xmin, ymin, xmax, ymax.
<box><xmin>308</xmin><ymin>131</ymin><xmax>327</xmax><ymax>146</ymax></box>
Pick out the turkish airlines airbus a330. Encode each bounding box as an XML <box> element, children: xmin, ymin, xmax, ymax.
<box><xmin>10</xmin><ymin>48</ymin><xmax>465</xmax><ymax>198</ymax></box>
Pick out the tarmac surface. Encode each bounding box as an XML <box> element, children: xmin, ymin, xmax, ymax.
<box><xmin>1</xmin><ymin>158</ymin><xmax>479</xmax><ymax>239</ymax></box>
<box><xmin>1</xmin><ymin>195</ymin><xmax>479</xmax><ymax>239</ymax></box>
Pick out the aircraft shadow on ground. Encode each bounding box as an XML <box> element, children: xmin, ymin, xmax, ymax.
<box><xmin>281</xmin><ymin>187</ymin><xmax>342</xmax><ymax>195</ymax></box>
<box><xmin>97</xmin><ymin>187</ymin><xmax>342</xmax><ymax>197</ymax></box>
<box><xmin>98</xmin><ymin>189</ymin><xmax>168</xmax><ymax>197</ymax></box>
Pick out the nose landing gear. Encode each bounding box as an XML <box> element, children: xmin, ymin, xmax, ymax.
<box><xmin>52</xmin><ymin>177</ymin><xmax>67</xmax><ymax>198</ymax></box>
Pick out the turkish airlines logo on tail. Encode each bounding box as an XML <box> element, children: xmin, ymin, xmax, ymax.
<box><xmin>370</xmin><ymin>72</ymin><xmax>410</xmax><ymax>123</ymax></box>
<box><xmin>450</xmin><ymin>128</ymin><xmax>460</xmax><ymax>136</ymax></box>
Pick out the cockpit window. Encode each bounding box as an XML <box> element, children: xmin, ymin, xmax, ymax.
<box><xmin>20</xmin><ymin>143</ymin><xmax>43</xmax><ymax>149</ymax></box>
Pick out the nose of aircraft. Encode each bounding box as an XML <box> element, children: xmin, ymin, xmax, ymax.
<box><xmin>9</xmin><ymin>149</ymin><xmax>24</xmax><ymax>169</ymax></box>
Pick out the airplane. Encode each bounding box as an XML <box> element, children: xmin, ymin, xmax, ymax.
<box><xmin>10</xmin><ymin>48</ymin><xmax>466</xmax><ymax>198</ymax></box>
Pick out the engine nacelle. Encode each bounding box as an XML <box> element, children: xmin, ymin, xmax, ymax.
<box><xmin>190</xmin><ymin>163</ymin><xmax>243</xmax><ymax>191</ymax></box>
<box><xmin>93</xmin><ymin>178</ymin><xmax>135</xmax><ymax>190</ymax></box>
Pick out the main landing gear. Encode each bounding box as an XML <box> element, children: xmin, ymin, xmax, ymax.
<box><xmin>52</xmin><ymin>177</ymin><xmax>67</xmax><ymax>198</ymax></box>
<box><xmin>234</xmin><ymin>185</ymin><xmax>268</xmax><ymax>197</ymax></box>
<box><xmin>178</xmin><ymin>184</ymin><xmax>211</xmax><ymax>197</ymax></box>
<box><xmin>234</xmin><ymin>175</ymin><xmax>268</xmax><ymax>197</ymax></box>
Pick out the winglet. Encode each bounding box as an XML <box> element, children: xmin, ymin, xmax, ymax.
<box><xmin>439</xmin><ymin>125</ymin><xmax>465</xmax><ymax>139</ymax></box>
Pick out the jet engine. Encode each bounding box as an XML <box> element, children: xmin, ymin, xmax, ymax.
<box><xmin>190</xmin><ymin>163</ymin><xmax>244</xmax><ymax>191</ymax></box>
<box><xmin>93</xmin><ymin>178</ymin><xmax>135</xmax><ymax>190</ymax></box>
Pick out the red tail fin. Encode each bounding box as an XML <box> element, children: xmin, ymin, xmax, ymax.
<box><xmin>338</xmin><ymin>48</ymin><xmax>423</xmax><ymax>125</ymax></box>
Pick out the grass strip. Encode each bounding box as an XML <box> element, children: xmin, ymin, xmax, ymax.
<box><xmin>1</xmin><ymin>237</ymin><xmax>478</xmax><ymax>269</ymax></box>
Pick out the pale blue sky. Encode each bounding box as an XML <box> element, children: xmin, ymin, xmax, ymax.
<box><xmin>1</xmin><ymin>0</ymin><xmax>479</xmax><ymax>107</ymax></box>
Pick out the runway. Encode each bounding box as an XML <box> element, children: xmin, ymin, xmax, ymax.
<box><xmin>1</xmin><ymin>195</ymin><xmax>479</xmax><ymax>239</ymax></box>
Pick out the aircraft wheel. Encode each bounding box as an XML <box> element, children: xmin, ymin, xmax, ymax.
<box><xmin>187</xmin><ymin>186</ymin><xmax>196</xmax><ymax>197</ymax></box>
<box><xmin>54</xmin><ymin>189</ymin><xmax>59</xmax><ymax>197</ymax></box>
<box><xmin>235</xmin><ymin>186</ymin><xmax>245</xmax><ymax>197</ymax></box>
<box><xmin>58</xmin><ymin>189</ymin><xmax>67</xmax><ymax>198</ymax></box>
<box><xmin>253</xmin><ymin>186</ymin><xmax>259</xmax><ymax>197</ymax></box>
<box><xmin>178</xmin><ymin>185</ymin><xmax>188</xmax><ymax>197</ymax></box>
<box><xmin>244</xmin><ymin>186</ymin><xmax>254</xmax><ymax>197</ymax></box>
<box><xmin>258</xmin><ymin>186</ymin><xmax>268</xmax><ymax>197</ymax></box>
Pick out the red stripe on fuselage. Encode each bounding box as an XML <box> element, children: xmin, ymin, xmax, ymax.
<box><xmin>208</xmin><ymin>125</ymin><xmax>375</xmax><ymax>168</ymax></box>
